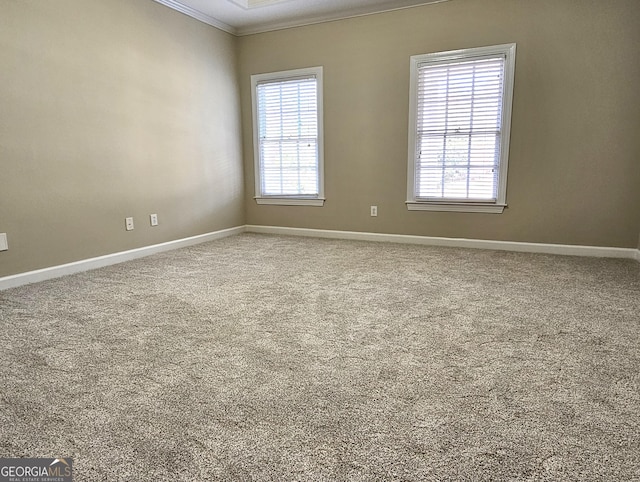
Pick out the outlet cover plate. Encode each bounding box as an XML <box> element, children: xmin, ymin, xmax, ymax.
<box><xmin>0</xmin><ymin>233</ymin><xmax>8</xmax><ymax>251</ymax></box>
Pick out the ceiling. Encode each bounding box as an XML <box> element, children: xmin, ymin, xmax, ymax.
<box><xmin>152</xmin><ymin>0</ymin><xmax>449</xmax><ymax>36</ymax></box>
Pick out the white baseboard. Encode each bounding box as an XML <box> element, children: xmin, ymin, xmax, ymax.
<box><xmin>246</xmin><ymin>225</ymin><xmax>640</xmax><ymax>261</ymax></box>
<box><xmin>2</xmin><ymin>225</ymin><xmax>637</xmax><ymax>291</ymax></box>
<box><xmin>0</xmin><ymin>226</ymin><xmax>245</xmax><ymax>291</ymax></box>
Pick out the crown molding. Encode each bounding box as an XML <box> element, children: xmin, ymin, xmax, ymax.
<box><xmin>235</xmin><ymin>0</ymin><xmax>449</xmax><ymax>36</ymax></box>
<box><xmin>151</xmin><ymin>0</ymin><xmax>237</xmax><ymax>34</ymax></box>
<box><xmin>152</xmin><ymin>0</ymin><xmax>449</xmax><ymax>37</ymax></box>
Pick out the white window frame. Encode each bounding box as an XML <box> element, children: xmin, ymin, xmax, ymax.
<box><xmin>251</xmin><ymin>66</ymin><xmax>325</xmax><ymax>207</ymax></box>
<box><xmin>406</xmin><ymin>44</ymin><xmax>516</xmax><ymax>214</ymax></box>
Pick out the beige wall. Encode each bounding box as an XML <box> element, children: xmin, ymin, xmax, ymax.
<box><xmin>0</xmin><ymin>0</ymin><xmax>244</xmax><ymax>277</ymax></box>
<box><xmin>2</xmin><ymin>0</ymin><xmax>639</xmax><ymax>280</ymax></box>
<box><xmin>239</xmin><ymin>0</ymin><xmax>640</xmax><ymax>248</ymax></box>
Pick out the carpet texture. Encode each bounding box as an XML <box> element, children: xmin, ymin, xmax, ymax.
<box><xmin>1</xmin><ymin>233</ymin><xmax>639</xmax><ymax>481</ymax></box>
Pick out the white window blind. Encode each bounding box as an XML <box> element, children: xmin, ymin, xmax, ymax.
<box><xmin>407</xmin><ymin>44</ymin><xmax>516</xmax><ymax>213</ymax></box>
<box><xmin>256</xmin><ymin>75</ymin><xmax>319</xmax><ymax>197</ymax></box>
<box><xmin>416</xmin><ymin>56</ymin><xmax>504</xmax><ymax>200</ymax></box>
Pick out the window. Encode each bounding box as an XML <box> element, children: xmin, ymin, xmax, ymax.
<box><xmin>251</xmin><ymin>67</ymin><xmax>324</xmax><ymax>206</ymax></box>
<box><xmin>407</xmin><ymin>44</ymin><xmax>516</xmax><ymax>213</ymax></box>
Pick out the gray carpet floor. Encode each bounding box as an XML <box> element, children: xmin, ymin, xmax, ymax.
<box><xmin>1</xmin><ymin>233</ymin><xmax>639</xmax><ymax>481</ymax></box>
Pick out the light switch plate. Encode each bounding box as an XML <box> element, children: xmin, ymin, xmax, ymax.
<box><xmin>0</xmin><ymin>233</ymin><xmax>8</xmax><ymax>251</ymax></box>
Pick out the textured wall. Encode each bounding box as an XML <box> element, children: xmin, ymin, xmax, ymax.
<box><xmin>238</xmin><ymin>0</ymin><xmax>640</xmax><ymax>248</ymax></box>
<box><xmin>0</xmin><ymin>0</ymin><xmax>244</xmax><ymax>277</ymax></box>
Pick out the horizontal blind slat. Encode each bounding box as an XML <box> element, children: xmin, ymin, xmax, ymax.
<box><xmin>255</xmin><ymin>71</ymin><xmax>321</xmax><ymax>197</ymax></box>
<box><xmin>414</xmin><ymin>54</ymin><xmax>505</xmax><ymax>200</ymax></box>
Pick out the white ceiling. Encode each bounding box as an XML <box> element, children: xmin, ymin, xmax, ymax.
<box><xmin>152</xmin><ymin>0</ymin><xmax>449</xmax><ymax>36</ymax></box>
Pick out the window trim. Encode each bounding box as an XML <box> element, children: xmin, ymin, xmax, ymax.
<box><xmin>251</xmin><ymin>66</ymin><xmax>325</xmax><ymax>207</ymax></box>
<box><xmin>406</xmin><ymin>43</ymin><xmax>516</xmax><ymax>214</ymax></box>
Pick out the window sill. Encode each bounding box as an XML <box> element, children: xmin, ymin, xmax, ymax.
<box><xmin>406</xmin><ymin>202</ymin><xmax>506</xmax><ymax>214</ymax></box>
<box><xmin>255</xmin><ymin>197</ymin><xmax>325</xmax><ymax>207</ymax></box>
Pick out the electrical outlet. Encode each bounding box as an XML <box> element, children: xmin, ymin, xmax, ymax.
<box><xmin>125</xmin><ymin>217</ymin><xmax>134</xmax><ymax>231</ymax></box>
<box><xmin>0</xmin><ymin>233</ymin><xmax>7</xmax><ymax>251</ymax></box>
<box><xmin>150</xmin><ymin>214</ymin><xmax>158</xmax><ymax>226</ymax></box>
<box><xmin>370</xmin><ymin>205</ymin><xmax>378</xmax><ymax>217</ymax></box>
